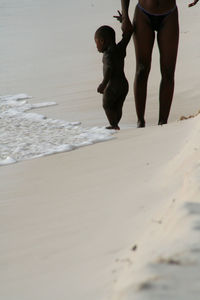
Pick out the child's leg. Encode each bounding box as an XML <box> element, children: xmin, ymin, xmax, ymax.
<box><xmin>103</xmin><ymin>90</ymin><xmax>119</xmax><ymax>129</ymax></box>
<box><xmin>116</xmin><ymin>97</ymin><xmax>126</xmax><ymax>125</ymax></box>
<box><xmin>116</xmin><ymin>83</ymin><xmax>128</xmax><ymax>125</ymax></box>
<box><xmin>104</xmin><ymin>109</ymin><xmax>119</xmax><ymax>129</ymax></box>
<box><xmin>117</xmin><ymin>106</ymin><xmax>122</xmax><ymax>125</ymax></box>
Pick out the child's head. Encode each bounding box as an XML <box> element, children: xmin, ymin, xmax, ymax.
<box><xmin>94</xmin><ymin>25</ymin><xmax>116</xmax><ymax>53</ymax></box>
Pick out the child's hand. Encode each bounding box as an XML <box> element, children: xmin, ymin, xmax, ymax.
<box><xmin>113</xmin><ymin>10</ymin><xmax>122</xmax><ymax>23</ymax></box>
<box><xmin>97</xmin><ymin>83</ymin><xmax>106</xmax><ymax>94</ymax></box>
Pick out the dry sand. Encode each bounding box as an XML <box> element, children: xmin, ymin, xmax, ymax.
<box><xmin>1</xmin><ymin>1</ymin><xmax>200</xmax><ymax>300</ymax></box>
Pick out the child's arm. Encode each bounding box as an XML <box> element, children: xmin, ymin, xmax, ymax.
<box><xmin>114</xmin><ymin>10</ymin><xmax>133</xmax><ymax>47</ymax></box>
<box><xmin>97</xmin><ymin>60</ymin><xmax>112</xmax><ymax>94</ymax></box>
<box><xmin>188</xmin><ymin>0</ymin><xmax>199</xmax><ymax>6</ymax></box>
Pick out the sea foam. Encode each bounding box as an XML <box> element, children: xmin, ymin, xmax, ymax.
<box><xmin>0</xmin><ymin>94</ymin><xmax>114</xmax><ymax>166</ymax></box>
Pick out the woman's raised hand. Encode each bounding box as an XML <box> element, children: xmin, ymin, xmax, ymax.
<box><xmin>188</xmin><ymin>0</ymin><xmax>199</xmax><ymax>7</ymax></box>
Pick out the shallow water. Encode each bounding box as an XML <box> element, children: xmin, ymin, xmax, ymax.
<box><xmin>0</xmin><ymin>94</ymin><xmax>114</xmax><ymax>165</ymax></box>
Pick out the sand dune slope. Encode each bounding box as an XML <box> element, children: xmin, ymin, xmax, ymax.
<box><xmin>111</xmin><ymin>116</ymin><xmax>200</xmax><ymax>300</ymax></box>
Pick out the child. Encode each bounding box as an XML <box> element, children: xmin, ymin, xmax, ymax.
<box><xmin>94</xmin><ymin>11</ymin><xmax>133</xmax><ymax>130</ymax></box>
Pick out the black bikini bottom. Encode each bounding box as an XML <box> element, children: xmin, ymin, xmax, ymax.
<box><xmin>137</xmin><ymin>3</ymin><xmax>177</xmax><ymax>31</ymax></box>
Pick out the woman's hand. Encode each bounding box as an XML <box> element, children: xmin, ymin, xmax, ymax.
<box><xmin>188</xmin><ymin>0</ymin><xmax>199</xmax><ymax>7</ymax></box>
<box><xmin>121</xmin><ymin>15</ymin><xmax>133</xmax><ymax>33</ymax></box>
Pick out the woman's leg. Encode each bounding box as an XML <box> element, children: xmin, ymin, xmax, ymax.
<box><xmin>157</xmin><ymin>8</ymin><xmax>179</xmax><ymax>125</ymax></box>
<box><xmin>133</xmin><ymin>6</ymin><xmax>155</xmax><ymax>127</ymax></box>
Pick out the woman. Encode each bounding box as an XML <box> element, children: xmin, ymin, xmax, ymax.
<box><xmin>121</xmin><ymin>0</ymin><xmax>199</xmax><ymax>127</ymax></box>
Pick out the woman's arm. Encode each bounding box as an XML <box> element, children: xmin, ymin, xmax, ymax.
<box><xmin>121</xmin><ymin>0</ymin><xmax>130</xmax><ymax>17</ymax></box>
<box><xmin>188</xmin><ymin>0</ymin><xmax>199</xmax><ymax>7</ymax></box>
<box><xmin>114</xmin><ymin>10</ymin><xmax>134</xmax><ymax>47</ymax></box>
<box><xmin>121</xmin><ymin>0</ymin><xmax>133</xmax><ymax>32</ymax></box>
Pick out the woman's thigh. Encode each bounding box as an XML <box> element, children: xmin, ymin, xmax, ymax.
<box><xmin>133</xmin><ymin>5</ymin><xmax>155</xmax><ymax>67</ymax></box>
<box><xmin>157</xmin><ymin>8</ymin><xmax>179</xmax><ymax>76</ymax></box>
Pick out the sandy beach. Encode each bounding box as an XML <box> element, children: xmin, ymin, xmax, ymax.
<box><xmin>1</xmin><ymin>1</ymin><xmax>200</xmax><ymax>299</ymax></box>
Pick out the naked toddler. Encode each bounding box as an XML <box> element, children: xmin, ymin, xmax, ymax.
<box><xmin>94</xmin><ymin>11</ymin><xmax>133</xmax><ymax>129</ymax></box>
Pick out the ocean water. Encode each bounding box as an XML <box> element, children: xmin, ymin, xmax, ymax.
<box><xmin>0</xmin><ymin>0</ymin><xmax>120</xmax><ymax>112</ymax></box>
<box><xmin>0</xmin><ymin>0</ymin><xmax>121</xmax><ymax>166</ymax></box>
<box><xmin>0</xmin><ymin>94</ymin><xmax>114</xmax><ymax>165</ymax></box>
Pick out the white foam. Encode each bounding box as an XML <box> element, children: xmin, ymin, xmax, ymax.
<box><xmin>0</xmin><ymin>94</ymin><xmax>114</xmax><ymax>166</ymax></box>
<box><xmin>0</xmin><ymin>156</ymin><xmax>16</xmax><ymax>166</ymax></box>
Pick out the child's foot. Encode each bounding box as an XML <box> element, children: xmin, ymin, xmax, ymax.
<box><xmin>137</xmin><ymin>120</ymin><xmax>145</xmax><ymax>128</ymax></box>
<box><xmin>106</xmin><ymin>125</ymin><xmax>120</xmax><ymax>130</ymax></box>
<box><xmin>158</xmin><ymin>120</ymin><xmax>167</xmax><ymax>126</ymax></box>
